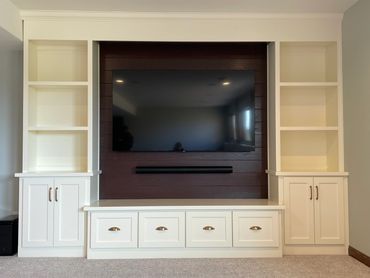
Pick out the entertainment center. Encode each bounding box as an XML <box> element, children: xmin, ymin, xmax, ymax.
<box><xmin>15</xmin><ymin>12</ymin><xmax>348</xmax><ymax>258</ymax></box>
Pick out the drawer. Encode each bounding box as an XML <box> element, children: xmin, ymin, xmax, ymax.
<box><xmin>139</xmin><ymin>212</ymin><xmax>185</xmax><ymax>248</ymax></box>
<box><xmin>90</xmin><ymin>212</ymin><xmax>138</xmax><ymax>249</ymax></box>
<box><xmin>186</xmin><ymin>211</ymin><xmax>232</xmax><ymax>247</ymax></box>
<box><xmin>233</xmin><ymin>211</ymin><xmax>279</xmax><ymax>247</ymax></box>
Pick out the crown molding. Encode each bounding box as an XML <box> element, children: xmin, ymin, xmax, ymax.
<box><xmin>19</xmin><ymin>10</ymin><xmax>344</xmax><ymax>21</ymax></box>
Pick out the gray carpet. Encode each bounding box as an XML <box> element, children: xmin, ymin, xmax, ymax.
<box><xmin>0</xmin><ymin>256</ymin><xmax>369</xmax><ymax>278</ymax></box>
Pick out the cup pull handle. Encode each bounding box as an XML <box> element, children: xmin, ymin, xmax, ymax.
<box><xmin>108</xmin><ymin>227</ymin><xmax>121</xmax><ymax>232</ymax></box>
<box><xmin>203</xmin><ymin>226</ymin><xmax>215</xmax><ymax>231</ymax></box>
<box><xmin>155</xmin><ymin>226</ymin><xmax>168</xmax><ymax>231</ymax></box>
<box><xmin>250</xmin><ymin>226</ymin><xmax>262</xmax><ymax>231</ymax></box>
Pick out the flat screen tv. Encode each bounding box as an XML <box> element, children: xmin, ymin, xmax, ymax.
<box><xmin>112</xmin><ymin>69</ymin><xmax>255</xmax><ymax>152</ymax></box>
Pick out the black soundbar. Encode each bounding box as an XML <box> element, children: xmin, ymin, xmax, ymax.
<box><xmin>135</xmin><ymin>166</ymin><xmax>233</xmax><ymax>174</ymax></box>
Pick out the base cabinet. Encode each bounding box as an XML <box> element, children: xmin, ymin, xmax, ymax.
<box><xmin>86</xmin><ymin>205</ymin><xmax>284</xmax><ymax>259</ymax></box>
<box><xmin>284</xmin><ymin>177</ymin><xmax>345</xmax><ymax>245</ymax></box>
<box><xmin>20</xmin><ymin>177</ymin><xmax>88</xmax><ymax>255</ymax></box>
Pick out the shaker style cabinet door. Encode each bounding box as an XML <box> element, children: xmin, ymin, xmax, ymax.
<box><xmin>314</xmin><ymin>177</ymin><xmax>345</xmax><ymax>244</ymax></box>
<box><xmin>53</xmin><ymin>178</ymin><xmax>87</xmax><ymax>247</ymax></box>
<box><xmin>22</xmin><ymin>178</ymin><xmax>54</xmax><ymax>247</ymax></box>
<box><xmin>283</xmin><ymin>177</ymin><xmax>315</xmax><ymax>245</ymax></box>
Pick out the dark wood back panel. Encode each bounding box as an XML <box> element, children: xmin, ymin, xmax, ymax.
<box><xmin>100</xmin><ymin>42</ymin><xmax>268</xmax><ymax>199</ymax></box>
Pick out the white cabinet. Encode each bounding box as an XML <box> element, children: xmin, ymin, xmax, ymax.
<box><xmin>186</xmin><ymin>211</ymin><xmax>232</xmax><ymax>248</ymax></box>
<box><xmin>22</xmin><ymin>178</ymin><xmax>54</xmax><ymax>247</ymax></box>
<box><xmin>139</xmin><ymin>212</ymin><xmax>185</xmax><ymax>248</ymax></box>
<box><xmin>22</xmin><ymin>177</ymin><xmax>87</xmax><ymax>248</ymax></box>
<box><xmin>91</xmin><ymin>212</ymin><xmax>138</xmax><ymax>249</ymax></box>
<box><xmin>233</xmin><ymin>211</ymin><xmax>279</xmax><ymax>247</ymax></box>
<box><xmin>284</xmin><ymin>177</ymin><xmax>344</xmax><ymax>245</ymax></box>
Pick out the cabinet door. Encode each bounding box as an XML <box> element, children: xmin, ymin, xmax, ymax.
<box><xmin>53</xmin><ymin>178</ymin><xmax>87</xmax><ymax>246</ymax></box>
<box><xmin>22</xmin><ymin>178</ymin><xmax>54</xmax><ymax>247</ymax></box>
<box><xmin>314</xmin><ymin>177</ymin><xmax>345</xmax><ymax>244</ymax></box>
<box><xmin>283</xmin><ymin>177</ymin><xmax>315</xmax><ymax>244</ymax></box>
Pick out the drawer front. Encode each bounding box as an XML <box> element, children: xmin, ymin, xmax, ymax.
<box><xmin>139</xmin><ymin>212</ymin><xmax>185</xmax><ymax>248</ymax></box>
<box><xmin>233</xmin><ymin>211</ymin><xmax>279</xmax><ymax>247</ymax></box>
<box><xmin>186</xmin><ymin>211</ymin><xmax>232</xmax><ymax>247</ymax></box>
<box><xmin>90</xmin><ymin>212</ymin><xmax>138</xmax><ymax>249</ymax></box>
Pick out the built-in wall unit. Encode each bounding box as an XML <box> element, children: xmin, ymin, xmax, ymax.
<box><xmin>15</xmin><ymin>12</ymin><xmax>347</xmax><ymax>258</ymax></box>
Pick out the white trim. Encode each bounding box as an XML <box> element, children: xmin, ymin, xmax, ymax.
<box><xmin>15</xmin><ymin>172</ymin><xmax>96</xmax><ymax>177</ymax></box>
<box><xmin>87</xmin><ymin>247</ymin><xmax>282</xmax><ymax>259</ymax></box>
<box><xmin>283</xmin><ymin>245</ymin><xmax>347</xmax><ymax>255</ymax></box>
<box><xmin>19</xmin><ymin>10</ymin><xmax>344</xmax><ymax>20</ymax></box>
<box><xmin>266</xmin><ymin>171</ymin><xmax>349</xmax><ymax>177</ymax></box>
<box><xmin>18</xmin><ymin>247</ymin><xmax>85</xmax><ymax>257</ymax></box>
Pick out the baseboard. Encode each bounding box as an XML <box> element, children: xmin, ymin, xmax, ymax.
<box><xmin>349</xmin><ymin>246</ymin><xmax>370</xmax><ymax>267</ymax></box>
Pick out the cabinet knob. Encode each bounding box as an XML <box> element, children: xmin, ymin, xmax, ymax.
<box><xmin>203</xmin><ymin>225</ymin><xmax>215</xmax><ymax>231</ymax></box>
<box><xmin>108</xmin><ymin>227</ymin><xmax>121</xmax><ymax>232</ymax></box>
<box><xmin>250</xmin><ymin>226</ymin><xmax>262</xmax><ymax>231</ymax></box>
<box><xmin>155</xmin><ymin>226</ymin><xmax>168</xmax><ymax>231</ymax></box>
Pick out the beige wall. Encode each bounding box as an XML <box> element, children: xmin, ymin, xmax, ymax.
<box><xmin>343</xmin><ymin>0</ymin><xmax>370</xmax><ymax>256</ymax></box>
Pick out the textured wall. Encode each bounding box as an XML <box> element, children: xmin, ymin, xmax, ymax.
<box><xmin>343</xmin><ymin>0</ymin><xmax>370</xmax><ymax>256</ymax></box>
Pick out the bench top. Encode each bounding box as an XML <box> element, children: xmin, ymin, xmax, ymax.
<box><xmin>84</xmin><ymin>199</ymin><xmax>285</xmax><ymax>211</ymax></box>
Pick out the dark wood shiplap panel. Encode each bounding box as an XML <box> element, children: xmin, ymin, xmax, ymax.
<box><xmin>100</xmin><ymin>42</ymin><xmax>268</xmax><ymax>199</ymax></box>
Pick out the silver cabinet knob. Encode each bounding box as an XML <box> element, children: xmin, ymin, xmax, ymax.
<box><xmin>155</xmin><ymin>226</ymin><xmax>168</xmax><ymax>231</ymax></box>
<box><xmin>250</xmin><ymin>226</ymin><xmax>262</xmax><ymax>231</ymax></box>
<box><xmin>203</xmin><ymin>226</ymin><xmax>215</xmax><ymax>231</ymax></box>
<box><xmin>108</xmin><ymin>227</ymin><xmax>121</xmax><ymax>232</ymax></box>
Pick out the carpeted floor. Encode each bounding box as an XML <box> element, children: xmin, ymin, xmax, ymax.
<box><xmin>0</xmin><ymin>255</ymin><xmax>369</xmax><ymax>278</ymax></box>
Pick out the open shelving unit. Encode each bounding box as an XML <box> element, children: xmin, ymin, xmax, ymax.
<box><xmin>279</xmin><ymin>42</ymin><xmax>341</xmax><ymax>172</ymax></box>
<box><xmin>24</xmin><ymin>40</ymin><xmax>90</xmax><ymax>173</ymax></box>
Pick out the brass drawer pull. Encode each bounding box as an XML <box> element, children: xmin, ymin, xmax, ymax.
<box><xmin>155</xmin><ymin>226</ymin><xmax>168</xmax><ymax>231</ymax></box>
<box><xmin>203</xmin><ymin>226</ymin><xmax>215</xmax><ymax>231</ymax></box>
<box><xmin>108</xmin><ymin>227</ymin><xmax>121</xmax><ymax>232</ymax></box>
<box><xmin>250</xmin><ymin>226</ymin><xmax>262</xmax><ymax>231</ymax></box>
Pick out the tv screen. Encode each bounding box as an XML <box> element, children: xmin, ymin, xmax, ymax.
<box><xmin>112</xmin><ymin>69</ymin><xmax>255</xmax><ymax>152</ymax></box>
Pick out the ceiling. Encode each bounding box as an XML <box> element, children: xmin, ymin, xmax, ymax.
<box><xmin>10</xmin><ymin>0</ymin><xmax>359</xmax><ymax>13</ymax></box>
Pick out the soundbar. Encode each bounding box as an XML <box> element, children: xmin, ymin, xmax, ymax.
<box><xmin>135</xmin><ymin>166</ymin><xmax>233</xmax><ymax>174</ymax></box>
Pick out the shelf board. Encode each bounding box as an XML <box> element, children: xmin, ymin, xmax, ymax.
<box><xmin>28</xmin><ymin>81</ymin><xmax>88</xmax><ymax>87</ymax></box>
<box><xmin>266</xmin><ymin>170</ymin><xmax>348</xmax><ymax>177</ymax></box>
<box><xmin>280</xmin><ymin>82</ymin><xmax>338</xmax><ymax>87</ymax></box>
<box><xmin>15</xmin><ymin>171</ymin><xmax>95</xmax><ymax>177</ymax></box>
<box><xmin>28</xmin><ymin>126</ymin><xmax>88</xmax><ymax>131</ymax></box>
<box><xmin>280</xmin><ymin>126</ymin><xmax>338</xmax><ymax>131</ymax></box>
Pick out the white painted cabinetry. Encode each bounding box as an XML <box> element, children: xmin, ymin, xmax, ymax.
<box><xmin>139</xmin><ymin>212</ymin><xmax>185</xmax><ymax>248</ymax></box>
<box><xmin>20</xmin><ymin>177</ymin><xmax>89</xmax><ymax>255</ymax></box>
<box><xmin>22</xmin><ymin>178</ymin><xmax>54</xmax><ymax>247</ymax></box>
<box><xmin>85</xmin><ymin>200</ymin><xmax>284</xmax><ymax>259</ymax></box>
<box><xmin>233</xmin><ymin>211</ymin><xmax>279</xmax><ymax>247</ymax></box>
<box><xmin>186</xmin><ymin>211</ymin><xmax>232</xmax><ymax>248</ymax></box>
<box><xmin>284</xmin><ymin>177</ymin><xmax>344</xmax><ymax>245</ymax></box>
